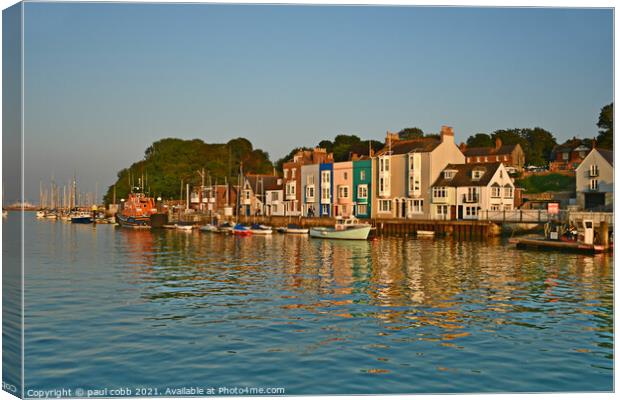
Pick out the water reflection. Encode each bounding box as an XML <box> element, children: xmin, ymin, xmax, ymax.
<box><xmin>24</xmin><ymin>214</ymin><xmax>613</xmax><ymax>393</ymax></box>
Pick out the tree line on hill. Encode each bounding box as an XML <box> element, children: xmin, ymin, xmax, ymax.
<box><xmin>102</xmin><ymin>103</ymin><xmax>612</xmax><ymax>204</ymax></box>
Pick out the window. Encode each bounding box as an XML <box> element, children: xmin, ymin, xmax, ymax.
<box><xmin>444</xmin><ymin>170</ymin><xmax>455</xmax><ymax>180</ymax></box>
<box><xmin>433</xmin><ymin>187</ymin><xmax>447</xmax><ymax>199</ymax></box>
<box><xmin>343</xmin><ymin>172</ymin><xmax>348</xmax><ymax>180</ymax></box>
<box><xmin>321</xmin><ymin>187</ymin><xmax>330</xmax><ymax>200</ymax></box>
<box><xmin>272</xmin><ymin>192</ymin><xmax>280</xmax><ymax>201</ymax></box>
<box><xmin>484</xmin><ymin>156</ymin><xmax>488</xmax><ymax>162</ymax></box>
<box><xmin>466</xmin><ymin>187</ymin><xmax>478</xmax><ymax>202</ymax></box>
<box><xmin>283</xmin><ymin>169</ymin><xmax>288</xmax><ymax>179</ymax></box>
<box><xmin>491</xmin><ymin>186</ymin><xmax>501</xmax><ymax>198</ymax></box>
<box><xmin>321</xmin><ymin>171</ymin><xmax>330</xmax><ymax>184</ymax></box>
<box><xmin>306</xmin><ymin>186</ymin><xmax>315</xmax><ymax>199</ymax></box>
<box><xmin>490</xmin><ymin>205</ymin><xmax>500</xmax><ymax>211</ymax></box>
<box><xmin>436</xmin><ymin>205</ymin><xmax>448</xmax><ymax>215</ymax></box>
<box><xmin>472</xmin><ymin>170</ymin><xmax>483</xmax><ymax>180</ymax></box>
<box><xmin>468</xmin><ymin>157</ymin><xmax>472</xmax><ymax>162</ymax></box>
<box><xmin>504</xmin><ymin>205</ymin><xmax>512</xmax><ymax>211</ymax></box>
<box><xmin>590</xmin><ymin>179</ymin><xmax>599</xmax><ymax>191</ymax></box>
<box><xmin>562</xmin><ymin>152</ymin><xmax>569</xmax><ymax>161</ymax></box>
<box><xmin>321</xmin><ymin>205</ymin><xmax>329</xmax><ymax>215</ymax></box>
<box><xmin>357</xmin><ymin>204</ymin><xmax>368</xmax><ymax>215</ymax></box>
<box><xmin>499</xmin><ymin>170</ymin><xmax>503</xmax><ymax>178</ymax></box>
<box><xmin>379</xmin><ymin>200</ymin><xmax>392</xmax><ymax>213</ymax></box>
<box><xmin>476</xmin><ymin>157</ymin><xmax>481</xmax><ymax>162</ymax></box>
<box><xmin>465</xmin><ymin>206</ymin><xmax>478</xmax><ymax>217</ymax></box>
<box><xmin>496</xmin><ymin>156</ymin><xmax>500</xmax><ymax>162</ymax></box>
<box><xmin>408</xmin><ymin>199</ymin><xmax>423</xmax><ymax>214</ymax></box>
<box><xmin>503</xmin><ymin>155</ymin><xmax>508</xmax><ymax>162</ymax></box>
<box><xmin>503</xmin><ymin>186</ymin><xmax>513</xmax><ymax>198</ymax></box>
<box><xmin>357</xmin><ymin>184</ymin><xmax>368</xmax><ymax>199</ymax></box>
<box><xmin>244</xmin><ymin>190</ymin><xmax>251</xmax><ymax>200</ymax></box>
<box><xmin>360</xmin><ymin>170</ymin><xmax>366</xmax><ymax>181</ymax></box>
<box><xmin>307</xmin><ymin>175</ymin><xmax>315</xmax><ymax>185</ymax></box>
<box><xmin>338</xmin><ymin>186</ymin><xmax>349</xmax><ymax>199</ymax></box>
<box><xmin>292</xmin><ymin>168</ymin><xmax>296</xmax><ymax>177</ymax></box>
<box><xmin>590</xmin><ymin>164</ymin><xmax>599</xmax><ymax>176</ymax></box>
<box><xmin>272</xmin><ymin>205</ymin><xmax>278</xmax><ymax>213</ymax></box>
<box><xmin>379</xmin><ymin>177</ymin><xmax>384</xmax><ymax>193</ymax></box>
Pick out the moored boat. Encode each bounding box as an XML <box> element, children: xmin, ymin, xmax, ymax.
<box><xmin>116</xmin><ymin>189</ymin><xmax>160</xmax><ymax>229</ymax></box>
<box><xmin>176</xmin><ymin>223</ymin><xmax>195</xmax><ymax>231</ymax></box>
<box><xmin>250</xmin><ymin>224</ymin><xmax>272</xmax><ymax>235</ymax></box>
<box><xmin>281</xmin><ymin>223</ymin><xmax>309</xmax><ymax>234</ymax></box>
<box><xmin>217</xmin><ymin>222</ymin><xmax>235</xmax><ymax>234</ymax></box>
<box><xmin>200</xmin><ymin>224</ymin><xmax>219</xmax><ymax>232</ymax></box>
<box><xmin>309</xmin><ymin>217</ymin><xmax>372</xmax><ymax>240</ymax></box>
<box><xmin>36</xmin><ymin>210</ymin><xmax>46</xmax><ymax>218</ymax></box>
<box><xmin>233</xmin><ymin>224</ymin><xmax>252</xmax><ymax>236</ymax></box>
<box><xmin>71</xmin><ymin>211</ymin><xmax>93</xmax><ymax>224</ymax></box>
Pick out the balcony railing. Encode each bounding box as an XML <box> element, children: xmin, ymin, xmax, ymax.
<box><xmin>462</xmin><ymin>194</ymin><xmax>479</xmax><ymax>203</ymax></box>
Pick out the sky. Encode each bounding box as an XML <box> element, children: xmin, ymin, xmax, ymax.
<box><xmin>4</xmin><ymin>3</ymin><xmax>614</xmax><ymax>203</ymax></box>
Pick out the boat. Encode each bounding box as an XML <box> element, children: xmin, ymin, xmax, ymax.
<box><xmin>250</xmin><ymin>224</ymin><xmax>273</xmax><ymax>235</ymax></box>
<box><xmin>233</xmin><ymin>224</ymin><xmax>252</xmax><ymax>236</ymax></box>
<box><xmin>217</xmin><ymin>222</ymin><xmax>235</xmax><ymax>234</ymax></box>
<box><xmin>45</xmin><ymin>211</ymin><xmax>58</xmax><ymax>219</ymax></box>
<box><xmin>199</xmin><ymin>224</ymin><xmax>219</xmax><ymax>232</ymax></box>
<box><xmin>309</xmin><ymin>217</ymin><xmax>372</xmax><ymax>240</ymax></box>
<box><xmin>416</xmin><ymin>230</ymin><xmax>435</xmax><ymax>237</ymax></box>
<box><xmin>116</xmin><ymin>190</ymin><xmax>159</xmax><ymax>229</ymax></box>
<box><xmin>176</xmin><ymin>223</ymin><xmax>194</xmax><ymax>231</ymax></box>
<box><xmin>280</xmin><ymin>223</ymin><xmax>309</xmax><ymax>234</ymax></box>
<box><xmin>36</xmin><ymin>210</ymin><xmax>46</xmax><ymax>218</ymax></box>
<box><xmin>60</xmin><ymin>213</ymin><xmax>72</xmax><ymax>222</ymax></box>
<box><xmin>162</xmin><ymin>224</ymin><xmax>177</xmax><ymax>229</ymax></box>
<box><xmin>71</xmin><ymin>211</ymin><xmax>93</xmax><ymax>224</ymax></box>
<box><xmin>2</xmin><ymin>209</ymin><xmax>7</xmax><ymax>218</ymax></box>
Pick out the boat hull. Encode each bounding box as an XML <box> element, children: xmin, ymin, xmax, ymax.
<box><xmin>71</xmin><ymin>217</ymin><xmax>93</xmax><ymax>224</ymax></box>
<box><xmin>116</xmin><ymin>213</ymin><xmax>151</xmax><ymax>229</ymax></box>
<box><xmin>309</xmin><ymin>226</ymin><xmax>371</xmax><ymax>240</ymax></box>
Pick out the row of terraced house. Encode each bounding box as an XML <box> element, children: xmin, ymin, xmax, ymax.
<box><xmin>238</xmin><ymin>126</ymin><xmax>516</xmax><ymax>221</ymax></box>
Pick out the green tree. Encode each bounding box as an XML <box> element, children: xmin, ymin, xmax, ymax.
<box><xmin>466</xmin><ymin>133</ymin><xmax>494</xmax><ymax>147</ymax></box>
<box><xmin>596</xmin><ymin>103</ymin><xmax>613</xmax><ymax>149</ymax></box>
<box><xmin>275</xmin><ymin>147</ymin><xmax>311</xmax><ymax>172</ymax></box>
<box><xmin>398</xmin><ymin>127</ymin><xmax>424</xmax><ymax>140</ymax></box>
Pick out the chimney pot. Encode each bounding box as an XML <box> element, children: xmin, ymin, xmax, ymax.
<box><xmin>440</xmin><ymin>125</ymin><xmax>455</xmax><ymax>143</ymax></box>
<box><xmin>495</xmin><ymin>137</ymin><xmax>502</xmax><ymax>150</ymax></box>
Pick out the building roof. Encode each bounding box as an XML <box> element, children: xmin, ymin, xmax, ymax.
<box><xmin>375</xmin><ymin>138</ymin><xmax>441</xmax><ymax>156</ymax></box>
<box><xmin>554</xmin><ymin>138</ymin><xmax>588</xmax><ymax>153</ymax></box>
<box><xmin>432</xmin><ymin>163</ymin><xmax>503</xmax><ymax>187</ymax></box>
<box><xmin>596</xmin><ymin>148</ymin><xmax>614</xmax><ymax>166</ymax></box>
<box><xmin>245</xmin><ymin>174</ymin><xmax>282</xmax><ymax>192</ymax></box>
<box><xmin>463</xmin><ymin>144</ymin><xmax>518</xmax><ymax>157</ymax></box>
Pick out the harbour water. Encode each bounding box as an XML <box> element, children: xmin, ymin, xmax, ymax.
<box><xmin>10</xmin><ymin>212</ymin><xmax>613</xmax><ymax>394</ymax></box>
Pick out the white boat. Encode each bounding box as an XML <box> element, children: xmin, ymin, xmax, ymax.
<box><xmin>416</xmin><ymin>230</ymin><xmax>435</xmax><ymax>237</ymax></box>
<box><xmin>46</xmin><ymin>212</ymin><xmax>58</xmax><ymax>219</ymax></box>
<box><xmin>2</xmin><ymin>209</ymin><xmax>7</xmax><ymax>218</ymax></box>
<box><xmin>278</xmin><ymin>223</ymin><xmax>309</xmax><ymax>234</ymax></box>
<box><xmin>217</xmin><ymin>222</ymin><xmax>235</xmax><ymax>233</ymax></box>
<box><xmin>250</xmin><ymin>224</ymin><xmax>273</xmax><ymax>235</ymax></box>
<box><xmin>199</xmin><ymin>224</ymin><xmax>219</xmax><ymax>232</ymax></box>
<box><xmin>176</xmin><ymin>224</ymin><xmax>194</xmax><ymax>231</ymax></box>
<box><xmin>36</xmin><ymin>210</ymin><xmax>46</xmax><ymax>218</ymax></box>
<box><xmin>309</xmin><ymin>217</ymin><xmax>372</xmax><ymax>240</ymax></box>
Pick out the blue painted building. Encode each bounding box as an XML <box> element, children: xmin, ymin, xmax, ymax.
<box><xmin>318</xmin><ymin>163</ymin><xmax>333</xmax><ymax>217</ymax></box>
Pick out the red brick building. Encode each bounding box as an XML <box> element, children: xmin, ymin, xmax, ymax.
<box><xmin>460</xmin><ymin>138</ymin><xmax>525</xmax><ymax>171</ymax></box>
<box><xmin>549</xmin><ymin>138</ymin><xmax>591</xmax><ymax>172</ymax></box>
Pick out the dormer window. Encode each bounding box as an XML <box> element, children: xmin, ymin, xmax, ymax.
<box><xmin>472</xmin><ymin>169</ymin><xmax>484</xmax><ymax>180</ymax></box>
<box><xmin>443</xmin><ymin>170</ymin><xmax>456</xmax><ymax>180</ymax></box>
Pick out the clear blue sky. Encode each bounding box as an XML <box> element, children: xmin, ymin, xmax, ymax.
<box><xmin>13</xmin><ymin>3</ymin><xmax>615</xmax><ymax>202</ymax></box>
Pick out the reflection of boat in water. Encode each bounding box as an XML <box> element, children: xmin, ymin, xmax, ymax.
<box><xmin>176</xmin><ymin>223</ymin><xmax>194</xmax><ymax>231</ymax></box>
<box><xmin>277</xmin><ymin>224</ymin><xmax>309</xmax><ymax>234</ymax></box>
<box><xmin>310</xmin><ymin>217</ymin><xmax>371</xmax><ymax>240</ymax></box>
<box><xmin>250</xmin><ymin>224</ymin><xmax>272</xmax><ymax>235</ymax></box>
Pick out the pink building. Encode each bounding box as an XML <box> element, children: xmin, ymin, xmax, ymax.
<box><xmin>333</xmin><ymin>161</ymin><xmax>353</xmax><ymax>218</ymax></box>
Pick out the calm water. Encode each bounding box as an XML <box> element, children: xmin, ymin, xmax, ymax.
<box><xmin>12</xmin><ymin>213</ymin><xmax>614</xmax><ymax>394</ymax></box>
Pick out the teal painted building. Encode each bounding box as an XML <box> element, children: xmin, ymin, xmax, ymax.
<box><xmin>353</xmin><ymin>159</ymin><xmax>372</xmax><ymax>218</ymax></box>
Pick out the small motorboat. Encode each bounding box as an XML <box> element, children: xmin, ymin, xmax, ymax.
<box><xmin>71</xmin><ymin>212</ymin><xmax>93</xmax><ymax>224</ymax></box>
<box><xmin>218</xmin><ymin>222</ymin><xmax>235</xmax><ymax>234</ymax></box>
<box><xmin>200</xmin><ymin>224</ymin><xmax>219</xmax><ymax>232</ymax></box>
<box><xmin>250</xmin><ymin>224</ymin><xmax>273</xmax><ymax>235</ymax></box>
<box><xmin>282</xmin><ymin>223</ymin><xmax>309</xmax><ymax>234</ymax></box>
<box><xmin>309</xmin><ymin>217</ymin><xmax>371</xmax><ymax>240</ymax></box>
<box><xmin>416</xmin><ymin>230</ymin><xmax>435</xmax><ymax>237</ymax></box>
<box><xmin>46</xmin><ymin>211</ymin><xmax>58</xmax><ymax>220</ymax></box>
<box><xmin>36</xmin><ymin>210</ymin><xmax>46</xmax><ymax>218</ymax></box>
<box><xmin>162</xmin><ymin>224</ymin><xmax>177</xmax><ymax>229</ymax></box>
<box><xmin>233</xmin><ymin>224</ymin><xmax>252</xmax><ymax>236</ymax></box>
<box><xmin>176</xmin><ymin>223</ymin><xmax>195</xmax><ymax>231</ymax></box>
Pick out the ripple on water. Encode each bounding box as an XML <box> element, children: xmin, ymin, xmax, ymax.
<box><xmin>18</xmin><ymin>214</ymin><xmax>613</xmax><ymax>393</ymax></box>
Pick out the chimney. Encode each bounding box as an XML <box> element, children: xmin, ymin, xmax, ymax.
<box><xmin>440</xmin><ymin>125</ymin><xmax>454</xmax><ymax>143</ymax></box>
<box><xmin>459</xmin><ymin>142</ymin><xmax>467</xmax><ymax>152</ymax></box>
<box><xmin>495</xmin><ymin>137</ymin><xmax>502</xmax><ymax>150</ymax></box>
<box><xmin>273</xmin><ymin>167</ymin><xmax>277</xmax><ymax>176</ymax></box>
<box><xmin>592</xmin><ymin>137</ymin><xmax>597</xmax><ymax>149</ymax></box>
<box><xmin>369</xmin><ymin>147</ymin><xmax>375</xmax><ymax>157</ymax></box>
<box><xmin>385</xmin><ymin>131</ymin><xmax>400</xmax><ymax>144</ymax></box>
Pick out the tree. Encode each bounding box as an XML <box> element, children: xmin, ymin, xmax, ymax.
<box><xmin>466</xmin><ymin>133</ymin><xmax>494</xmax><ymax>148</ymax></box>
<box><xmin>491</xmin><ymin>128</ymin><xmax>557</xmax><ymax>167</ymax></box>
<box><xmin>275</xmin><ymin>147</ymin><xmax>311</xmax><ymax>172</ymax></box>
<box><xmin>596</xmin><ymin>103</ymin><xmax>613</xmax><ymax>149</ymax></box>
<box><xmin>398</xmin><ymin>127</ymin><xmax>424</xmax><ymax>140</ymax></box>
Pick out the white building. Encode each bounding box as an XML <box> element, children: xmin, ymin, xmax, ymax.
<box><xmin>430</xmin><ymin>163</ymin><xmax>515</xmax><ymax>220</ymax></box>
<box><xmin>576</xmin><ymin>148</ymin><xmax>613</xmax><ymax>210</ymax></box>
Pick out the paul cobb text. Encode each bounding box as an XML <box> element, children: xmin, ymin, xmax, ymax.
<box><xmin>25</xmin><ymin>386</ymin><xmax>285</xmax><ymax>398</ymax></box>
